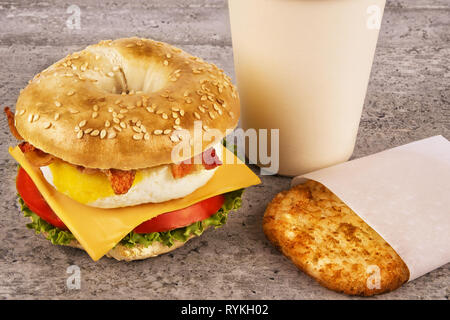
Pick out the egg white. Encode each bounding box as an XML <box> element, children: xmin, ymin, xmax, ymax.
<box><xmin>41</xmin><ymin>143</ymin><xmax>222</xmax><ymax>208</ymax></box>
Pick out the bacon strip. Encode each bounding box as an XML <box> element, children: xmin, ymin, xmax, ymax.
<box><xmin>103</xmin><ymin>169</ymin><xmax>136</xmax><ymax>195</ymax></box>
<box><xmin>18</xmin><ymin>142</ymin><xmax>55</xmax><ymax>167</ymax></box>
<box><xmin>4</xmin><ymin>107</ymin><xmax>23</xmax><ymax>140</ymax></box>
<box><xmin>171</xmin><ymin>148</ymin><xmax>222</xmax><ymax>179</ymax></box>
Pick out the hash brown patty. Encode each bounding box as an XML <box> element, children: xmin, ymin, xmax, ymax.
<box><xmin>263</xmin><ymin>180</ymin><xmax>409</xmax><ymax>296</ymax></box>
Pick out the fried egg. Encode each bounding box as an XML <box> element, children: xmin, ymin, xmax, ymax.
<box><xmin>41</xmin><ymin>144</ymin><xmax>222</xmax><ymax>208</ymax></box>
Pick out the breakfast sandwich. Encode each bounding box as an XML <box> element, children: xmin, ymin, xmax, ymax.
<box><xmin>6</xmin><ymin>37</ymin><xmax>260</xmax><ymax>261</ymax></box>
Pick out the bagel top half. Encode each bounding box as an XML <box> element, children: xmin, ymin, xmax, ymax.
<box><xmin>14</xmin><ymin>37</ymin><xmax>240</xmax><ymax>170</ymax></box>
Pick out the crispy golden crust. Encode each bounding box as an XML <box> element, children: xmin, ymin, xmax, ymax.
<box><xmin>15</xmin><ymin>37</ymin><xmax>239</xmax><ymax>170</ymax></box>
<box><xmin>263</xmin><ymin>180</ymin><xmax>410</xmax><ymax>296</ymax></box>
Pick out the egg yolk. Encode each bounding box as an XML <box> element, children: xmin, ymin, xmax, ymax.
<box><xmin>49</xmin><ymin>161</ymin><xmax>142</xmax><ymax>204</ymax></box>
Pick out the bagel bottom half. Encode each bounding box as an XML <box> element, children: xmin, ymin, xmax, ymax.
<box><xmin>42</xmin><ymin>231</ymin><xmax>194</xmax><ymax>261</ymax></box>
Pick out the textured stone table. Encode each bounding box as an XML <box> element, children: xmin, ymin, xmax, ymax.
<box><xmin>0</xmin><ymin>0</ymin><xmax>448</xmax><ymax>299</ymax></box>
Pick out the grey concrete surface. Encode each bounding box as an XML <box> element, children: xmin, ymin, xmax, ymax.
<box><xmin>0</xmin><ymin>0</ymin><xmax>448</xmax><ymax>299</ymax></box>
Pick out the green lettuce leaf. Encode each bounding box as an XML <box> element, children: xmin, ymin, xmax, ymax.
<box><xmin>17</xmin><ymin>189</ymin><xmax>244</xmax><ymax>248</ymax></box>
<box><xmin>18</xmin><ymin>196</ymin><xmax>75</xmax><ymax>245</ymax></box>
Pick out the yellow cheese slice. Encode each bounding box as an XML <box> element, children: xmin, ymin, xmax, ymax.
<box><xmin>9</xmin><ymin>145</ymin><xmax>261</xmax><ymax>261</ymax></box>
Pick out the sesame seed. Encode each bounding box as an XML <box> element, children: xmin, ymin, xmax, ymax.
<box><xmin>203</xmin><ymin>125</ymin><xmax>209</xmax><ymax>131</ymax></box>
<box><xmin>201</xmin><ymin>96</ymin><xmax>207</xmax><ymax>101</ymax></box>
<box><xmin>180</xmin><ymin>110</ymin><xmax>185</xmax><ymax>116</ymax></box>
<box><xmin>77</xmin><ymin>130</ymin><xmax>84</xmax><ymax>139</ymax></box>
<box><xmin>112</xmin><ymin>66</ymin><xmax>119</xmax><ymax>72</ymax></box>
<box><xmin>43</xmin><ymin>122</ymin><xmax>51</xmax><ymax>129</ymax></box>
<box><xmin>163</xmin><ymin>60</ymin><xmax>168</xmax><ymax>66</ymax></box>
<box><xmin>162</xmin><ymin>113</ymin><xmax>168</xmax><ymax>120</ymax></box>
<box><xmin>194</xmin><ymin>112</ymin><xmax>201</xmax><ymax>119</ymax></box>
<box><xmin>113</xmin><ymin>125</ymin><xmax>122</xmax><ymax>132</ymax></box>
<box><xmin>132</xmin><ymin>126</ymin><xmax>142</xmax><ymax>133</ymax></box>
<box><xmin>90</xmin><ymin>129</ymin><xmax>100</xmax><ymax>136</ymax></box>
<box><xmin>32</xmin><ymin>114</ymin><xmax>40</xmax><ymax>122</ymax></box>
<box><xmin>170</xmin><ymin>135</ymin><xmax>179</xmax><ymax>142</ymax></box>
<box><xmin>166</xmin><ymin>53</ymin><xmax>172</xmax><ymax>58</ymax></box>
<box><xmin>153</xmin><ymin>129</ymin><xmax>163</xmax><ymax>135</ymax></box>
<box><xmin>229</xmin><ymin>111</ymin><xmax>234</xmax><ymax>118</ymax></box>
<box><xmin>119</xmin><ymin>109</ymin><xmax>128</xmax><ymax>114</ymax></box>
<box><xmin>198</xmin><ymin>106</ymin><xmax>206</xmax><ymax>113</ymax></box>
<box><xmin>185</xmin><ymin>98</ymin><xmax>192</xmax><ymax>104</ymax></box>
<box><xmin>126</xmin><ymin>44</ymin><xmax>134</xmax><ymax>48</ymax></box>
<box><xmin>18</xmin><ymin>109</ymin><xmax>25</xmax><ymax>116</ymax></box>
<box><xmin>209</xmin><ymin>111</ymin><xmax>216</xmax><ymax>119</ymax></box>
<box><xmin>119</xmin><ymin>121</ymin><xmax>126</xmax><ymax>129</ymax></box>
<box><xmin>107</xmin><ymin>131</ymin><xmax>117</xmax><ymax>139</ymax></box>
<box><xmin>172</xmin><ymin>107</ymin><xmax>180</xmax><ymax>112</ymax></box>
<box><xmin>84</xmin><ymin>128</ymin><xmax>93</xmax><ymax>134</ymax></box>
<box><xmin>175</xmin><ymin>118</ymin><xmax>181</xmax><ymax>125</ymax></box>
<box><xmin>115</xmin><ymin>99</ymin><xmax>121</xmax><ymax>104</ymax></box>
<box><xmin>54</xmin><ymin>113</ymin><xmax>60</xmax><ymax>120</ymax></box>
<box><xmin>144</xmin><ymin>133</ymin><xmax>150</xmax><ymax>140</ymax></box>
<box><xmin>213</xmin><ymin>104</ymin><xmax>220</xmax><ymax>111</ymax></box>
<box><xmin>92</xmin><ymin>112</ymin><xmax>98</xmax><ymax>119</ymax></box>
<box><xmin>113</xmin><ymin>118</ymin><xmax>120</xmax><ymax>124</ymax></box>
<box><xmin>100</xmin><ymin>129</ymin><xmax>107</xmax><ymax>139</ymax></box>
<box><xmin>133</xmin><ymin>133</ymin><xmax>143</xmax><ymax>140</ymax></box>
<box><xmin>69</xmin><ymin>109</ymin><xmax>79</xmax><ymax>114</ymax></box>
<box><xmin>105</xmin><ymin>120</ymin><xmax>110</xmax><ymax>127</ymax></box>
<box><xmin>218</xmin><ymin>109</ymin><xmax>223</xmax><ymax>115</ymax></box>
<box><xmin>107</xmin><ymin>72</ymin><xmax>114</xmax><ymax>77</ymax></box>
<box><xmin>172</xmin><ymin>112</ymin><xmax>178</xmax><ymax>118</ymax></box>
<box><xmin>79</xmin><ymin>120</ymin><xmax>87</xmax><ymax>127</ymax></box>
<box><xmin>117</xmin><ymin>113</ymin><xmax>124</xmax><ymax>119</ymax></box>
<box><xmin>27</xmin><ymin>114</ymin><xmax>33</xmax><ymax>122</ymax></box>
<box><xmin>95</xmin><ymin>55</ymin><xmax>100</xmax><ymax>60</ymax></box>
<box><xmin>108</xmin><ymin>107</ymin><xmax>114</xmax><ymax>112</ymax></box>
<box><xmin>146</xmin><ymin>107</ymin><xmax>154</xmax><ymax>113</ymax></box>
<box><xmin>173</xmin><ymin>125</ymin><xmax>182</xmax><ymax>130</ymax></box>
<box><xmin>55</xmin><ymin>101</ymin><xmax>61</xmax><ymax>107</ymax></box>
<box><xmin>163</xmin><ymin>129</ymin><xmax>172</xmax><ymax>135</ymax></box>
<box><xmin>93</xmin><ymin>105</ymin><xmax>99</xmax><ymax>111</ymax></box>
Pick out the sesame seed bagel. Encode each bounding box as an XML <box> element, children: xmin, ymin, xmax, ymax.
<box><xmin>14</xmin><ymin>37</ymin><xmax>239</xmax><ymax>170</ymax></box>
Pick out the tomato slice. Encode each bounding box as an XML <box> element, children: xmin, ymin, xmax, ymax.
<box><xmin>17</xmin><ymin>167</ymin><xmax>68</xmax><ymax>230</ymax></box>
<box><xmin>16</xmin><ymin>167</ymin><xmax>225</xmax><ymax>234</ymax></box>
<box><xmin>134</xmin><ymin>195</ymin><xmax>225</xmax><ymax>233</ymax></box>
